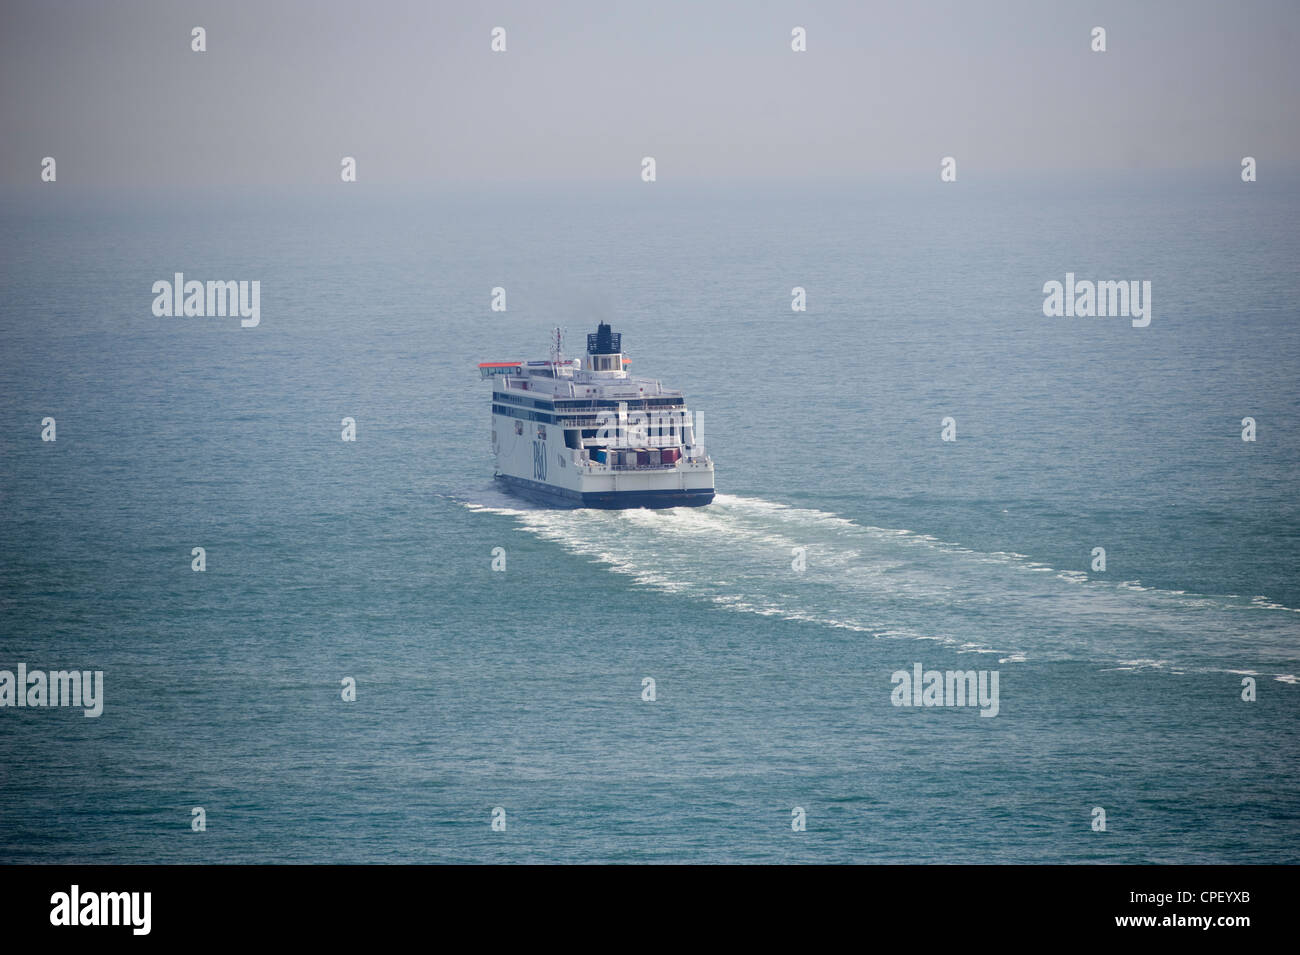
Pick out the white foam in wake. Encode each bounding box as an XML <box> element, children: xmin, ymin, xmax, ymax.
<box><xmin>456</xmin><ymin>491</ymin><xmax>1300</xmax><ymax>678</ymax></box>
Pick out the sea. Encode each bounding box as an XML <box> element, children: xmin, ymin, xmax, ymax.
<box><xmin>1</xmin><ymin>172</ymin><xmax>1297</xmax><ymax>863</ymax></box>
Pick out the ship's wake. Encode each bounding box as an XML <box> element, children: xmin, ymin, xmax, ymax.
<box><xmin>458</xmin><ymin>491</ymin><xmax>1300</xmax><ymax>680</ymax></box>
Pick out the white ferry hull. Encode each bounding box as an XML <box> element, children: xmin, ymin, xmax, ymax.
<box><xmin>492</xmin><ymin>412</ymin><xmax>715</xmax><ymax>508</ymax></box>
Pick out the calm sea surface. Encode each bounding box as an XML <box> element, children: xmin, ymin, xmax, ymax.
<box><xmin>1</xmin><ymin>175</ymin><xmax>1297</xmax><ymax>862</ymax></box>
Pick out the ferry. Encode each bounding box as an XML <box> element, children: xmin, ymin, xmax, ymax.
<box><xmin>480</xmin><ymin>323</ymin><xmax>715</xmax><ymax>508</ymax></box>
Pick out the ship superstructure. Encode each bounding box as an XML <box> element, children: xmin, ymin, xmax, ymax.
<box><xmin>479</xmin><ymin>323</ymin><xmax>715</xmax><ymax>508</ymax></box>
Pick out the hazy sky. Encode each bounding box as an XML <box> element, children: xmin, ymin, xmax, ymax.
<box><xmin>2</xmin><ymin>0</ymin><xmax>1297</xmax><ymax>185</ymax></box>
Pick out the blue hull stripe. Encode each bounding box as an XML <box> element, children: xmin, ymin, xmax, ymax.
<box><xmin>496</xmin><ymin>474</ymin><xmax>714</xmax><ymax>509</ymax></box>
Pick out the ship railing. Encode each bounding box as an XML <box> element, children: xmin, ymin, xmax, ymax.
<box><xmin>603</xmin><ymin>463</ymin><xmax>679</xmax><ymax>471</ymax></box>
<box><xmin>584</xmin><ymin>458</ymin><xmax>708</xmax><ymax>470</ymax></box>
<box><xmin>555</xmin><ymin>414</ymin><xmax>688</xmax><ymax>428</ymax></box>
<box><xmin>581</xmin><ymin>443</ymin><xmax>685</xmax><ymax>452</ymax></box>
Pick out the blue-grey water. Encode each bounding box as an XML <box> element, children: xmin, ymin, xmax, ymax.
<box><xmin>1</xmin><ymin>174</ymin><xmax>1298</xmax><ymax>863</ymax></box>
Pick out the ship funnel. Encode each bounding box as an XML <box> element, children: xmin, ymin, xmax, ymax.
<box><xmin>586</xmin><ymin>322</ymin><xmax>621</xmax><ymax>355</ymax></box>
